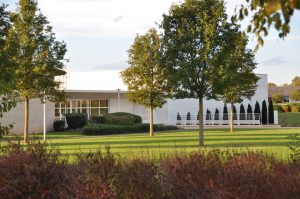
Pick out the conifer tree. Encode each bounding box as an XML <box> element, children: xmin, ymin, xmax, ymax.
<box><xmin>269</xmin><ymin>99</ymin><xmax>274</xmax><ymax>124</ymax></box>
<box><xmin>240</xmin><ymin>104</ymin><xmax>246</xmax><ymax>120</ymax></box>
<box><xmin>254</xmin><ymin>101</ymin><xmax>261</xmax><ymax>121</ymax></box>
<box><xmin>247</xmin><ymin>104</ymin><xmax>253</xmax><ymax>120</ymax></box>
<box><xmin>223</xmin><ymin>104</ymin><xmax>228</xmax><ymax>123</ymax></box>
<box><xmin>262</xmin><ymin>100</ymin><xmax>268</xmax><ymax>124</ymax></box>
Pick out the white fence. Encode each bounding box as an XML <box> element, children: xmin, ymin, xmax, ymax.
<box><xmin>176</xmin><ymin>113</ymin><xmax>261</xmax><ymax>126</ymax></box>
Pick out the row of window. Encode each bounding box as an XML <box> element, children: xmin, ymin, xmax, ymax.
<box><xmin>55</xmin><ymin>99</ymin><xmax>109</xmax><ymax>118</ymax></box>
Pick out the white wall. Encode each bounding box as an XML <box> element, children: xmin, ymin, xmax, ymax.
<box><xmin>166</xmin><ymin>74</ymin><xmax>268</xmax><ymax>124</ymax></box>
<box><xmin>0</xmin><ymin>99</ymin><xmax>55</xmax><ymax>135</ymax></box>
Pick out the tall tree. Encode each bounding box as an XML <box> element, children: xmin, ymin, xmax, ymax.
<box><xmin>261</xmin><ymin>100</ymin><xmax>268</xmax><ymax>124</ymax></box>
<box><xmin>254</xmin><ymin>101</ymin><xmax>261</xmax><ymax>121</ymax></box>
<box><xmin>121</xmin><ymin>28</ymin><xmax>172</xmax><ymax>136</ymax></box>
<box><xmin>0</xmin><ymin>4</ymin><xmax>16</xmax><ymax>137</ymax></box>
<box><xmin>223</xmin><ymin>104</ymin><xmax>228</xmax><ymax>122</ymax></box>
<box><xmin>247</xmin><ymin>104</ymin><xmax>253</xmax><ymax>120</ymax></box>
<box><xmin>240</xmin><ymin>104</ymin><xmax>246</xmax><ymax>120</ymax></box>
<box><xmin>213</xmin><ymin>22</ymin><xmax>258</xmax><ymax>132</ymax></box>
<box><xmin>268</xmin><ymin>99</ymin><xmax>274</xmax><ymax>124</ymax></box>
<box><xmin>160</xmin><ymin>0</ymin><xmax>228</xmax><ymax>146</ymax></box>
<box><xmin>5</xmin><ymin>0</ymin><xmax>66</xmax><ymax>143</ymax></box>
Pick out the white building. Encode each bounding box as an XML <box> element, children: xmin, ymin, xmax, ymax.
<box><xmin>0</xmin><ymin>71</ymin><xmax>270</xmax><ymax>134</ymax></box>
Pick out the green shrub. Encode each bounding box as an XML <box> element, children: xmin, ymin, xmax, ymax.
<box><xmin>53</xmin><ymin>120</ymin><xmax>65</xmax><ymax>131</ymax></box>
<box><xmin>66</xmin><ymin>113</ymin><xmax>87</xmax><ymax>129</ymax></box>
<box><xmin>105</xmin><ymin>112</ymin><xmax>142</xmax><ymax>125</ymax></box>
<box><xmin>274</xmin><ymin>104</ymin><xmax>284</xmax><ymax>112</ymax></box>
<box><xmin>82</xmin><ymin>123</ymin><xmax>177</xmax><ymax>135</ymax></box>
<box><xmin>89</xmin><ymin>115</ymin><xmax>106</xmax><ymax>123</ymax></box>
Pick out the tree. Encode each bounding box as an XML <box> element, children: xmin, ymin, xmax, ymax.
<box><xmin>268</xmin><ymin>99</ymin><xmax>274</xmax><ymax>124</ymax></box>
<box><xmin>5</xmin><ymin>0</ymin><xmax>67</xmax><ymax>143</ymax></box>
<box><xmin>272</xmin><ymin>93</ymin><xmax>282</xmax><ymax>103</ymax></box>
<box><xmin>268</xmin><ymin>82</ymin><xmax>277</xmax><ymax>87</ymax></box>
<box><xmin>121</xmin><ymin>29</ymin><xmax>171</xmax><ymax>136</ymax></box>
<box><xmin>213</xmin><ymin>22</ymin><xmax>258</xmax><ymax>132</ymax></box>
<box><xmin>160</xmin><ymin>0</ymin><xmax>229</xmax><ymax>146</ymax></box>
<box><xmin>247</xmin><ymin>104</ymin><xmax>253</xmax><ymax>120</ymax></box>
<box><xmin>290</xmin><ymin>90</ymin><xmax>300</xmax><ymax>101</ymax></box>
<box><xmin>291</xmin><ymin>76</ymin><xmax>300</xmax><ymax>86</ymax></box>
<box><xmin>0</xmin><ymin>4</ymin><xmax>16</xmax><ymax>137</ymax></box>
<box><xmin>261</xmin><ymin>100</ymin><xmax>268</xmax><ymax>124</ymax></box>
<box><xmin>236</xmin><ymin>0</ymin><xmax>300</xmax><ymax>48</ymax></box>
<box><xmin>214</xmin><ymin>108</ymin><xmax>219</xmax><ymax>121</ymax></box>
<box><xmin>254</xmin><ymin>101</ymin><xmax>261</xmax><ymax>121</ymax></box>
<box><xmin>223</xmin><ymin>104</ymin><xmax>228</xmax><ymax>121</ymax></box>
<box><xmin>240</xmin><ymin>104</ymin><xmax>246</xmax><ymax>120</ymax></box>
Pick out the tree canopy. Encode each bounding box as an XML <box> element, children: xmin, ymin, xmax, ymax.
<box><xmin>0</xmin><ymin>4</ymin><xmax>16</xmax><ymax>137</ymax></box>
<box><xmin>121</xmin><ymin>28</ymin><xmax>172</xmax><ymax>136</ymax></box>
<box><xmin>160</xmin><ymin>0</ymin><xmax>229</xmax><ymax>146</ymax></box>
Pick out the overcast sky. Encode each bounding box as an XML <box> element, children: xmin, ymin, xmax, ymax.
<box><xmin>3</xmin><ymin>0</ymin><xmax>300</xmax><ymax>85</ymax></box>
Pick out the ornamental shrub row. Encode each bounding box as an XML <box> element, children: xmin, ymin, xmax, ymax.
<box><xmin>89</xmin><ymin>112</ymin><xmax>143</xmax><ymax>125</ymax></box>
<box><xmin>82</xmin><ymin>123</ymin><xmax>178</xmax><ymax>135</ymax></box>
<box><xmin>1</xmin><ymin>142</ymin><xmax>300</xmax><ymax>199</ymax></box>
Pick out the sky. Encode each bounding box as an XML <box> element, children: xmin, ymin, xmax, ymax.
<box><xmin>2</xmin><ymin>0</ymin><xmax>300</xmax><ymax>85</ymax></box>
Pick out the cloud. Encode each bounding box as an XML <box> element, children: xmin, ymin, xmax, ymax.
<box><xmin>113</xmin><ymin>15</ymin><xmax>124</xmax><ymax>23</ymax></box>
<box><xmin>35</xmin><ymin>0</ymin><xmax>243</xmax><ymax>38</ymax></box>
<box><xmin>94</xmin><ymin>61</ymin><xmax>128</xmax><ymax>70</ymax></box>
<box><xmin>260</xmin><ymin>56</ymin><xmax>287</xmax><ymax>66</ymax></box>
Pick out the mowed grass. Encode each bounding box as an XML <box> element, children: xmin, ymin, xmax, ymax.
<box><xmin>279</xmin><ymin>112</ymin><xmax>300</xmax><ymax>126</ymax></box>
<box><xmin>3</xmin><ymin>128</ymin><xmax>300</xmax><ymax>160</ymax></box>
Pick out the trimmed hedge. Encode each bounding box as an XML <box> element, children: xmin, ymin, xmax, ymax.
<box><xmin>66</xmin><ymin>113</ymin><xmax>87</xmax><ymax>129</ymax></box>
<box><xmin>53</xmin><ymin>120</ymin><xmax>65</xmax><ymax>131</ymax></box>
<box><xmin>89</xmin><ymin>112</ymin><xmax>142</xmax><ymax>125</ymax></box>
<box><xmin>89</xmin><ymin>115</ymin><xmax>106</xmax><ymax>123</ymax></box>
<box><xmin>83</xmin><ymin>123</ymin><xmax>178</xmax><ymax>135</ymax></box>
<box><xmin>105</xmin><ymin>112</ymin><xmax>142</xmax><ymax>125</ymax></box>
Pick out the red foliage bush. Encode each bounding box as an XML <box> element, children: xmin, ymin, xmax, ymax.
<box><xmin>0</xmin><ymin>143</ymin><xmax>300</xmax><ymax>199</ymax></box>
<box><xmin>0</xmin><ymin>142</ymin><xmax>74</xmax><ymax>199</ymax></box>
<box><xmin>161</xmin><ymin>151</ymin><xmax>226</xmax><ymax>199</ymax></box>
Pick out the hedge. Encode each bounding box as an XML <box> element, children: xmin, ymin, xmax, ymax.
<box><xmin>83</xmin><ymin>123</ymin><xmax>178</xmax><ymax>135</ymax></box>
<box><xmin>89</xmin><ymin>115</ymin><xmax>106</xmax><ymax>124</ymax></box>
<box><xmin>66</xmin><ymin>113</ymin><xmax>88</xmax><ymax>129</ymax></box>
<box><xmin>89</xmin><ymin>112</ymin><xmax>142</xmax><ymax>125</ymax></box>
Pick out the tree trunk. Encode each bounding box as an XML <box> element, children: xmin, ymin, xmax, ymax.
<box><xmin>149</xmin><ymin>106</ymin><xmax>154</xmax><ymax>136</ymax></box>
<box><xmin>24</xmin><ymin>98</ymin><xmax>29</xmax><ymax>143</ymax></box>
<box><xmin>199</xmin><ymin>98</ymin><xmax>204</xmax><ymax>146</ymax></box>
<box><xmin>230</xmin><ymin>102</ymin><xmax>234</xmax><ymax>132</ymax></box>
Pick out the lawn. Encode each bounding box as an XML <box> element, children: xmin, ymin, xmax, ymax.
<box><xmin>3</xmin><ymin>128</ymin><xmax>300</xmax><ymax>160</ymax></box>
<box><xmin>279</xmin><ymin>112</ymin><xmax>300</xmax><ymax>126</ymax></box>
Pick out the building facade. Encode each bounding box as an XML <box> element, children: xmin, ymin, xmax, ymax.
<box><xmin>0</xmin><ymin>71</ymin><xmax>270</xmax><ymax>134</ymax></box>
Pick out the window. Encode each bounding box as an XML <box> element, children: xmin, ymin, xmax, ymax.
<box><xmin>55</xmin><ymin>99</ymin><xmax>109</xmax><ymax>118</ymax></box>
